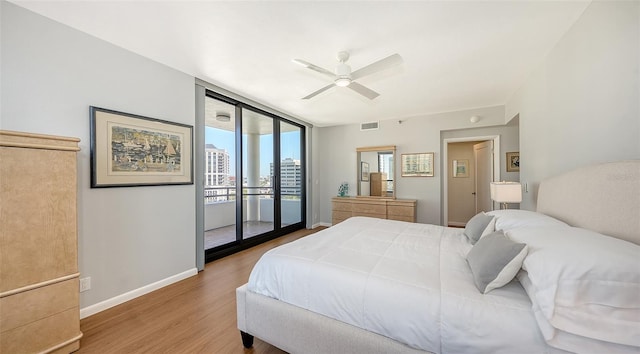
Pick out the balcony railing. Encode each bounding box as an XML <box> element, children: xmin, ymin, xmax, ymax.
<box><xmin>205</xmin><ymin>185</ymin><xmax>301</xmax><ymax>204</ymax></box>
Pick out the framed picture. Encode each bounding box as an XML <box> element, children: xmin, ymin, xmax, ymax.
<box><xmin>401</xmin><ymin>152</ymin><xmax>434</xmax><ymax>177</ymax></box>
<box><xmin>506</xmin><ymin>151</ymin><xmax>520</xmax><ymax>172</ymax></box>
<box><xmin>453</xmin><ymin>159</ymin><xmax>469</xmax><ymax>178</ymax></box>
<box><xmin>360</xmin><ymin>161</ymin><xmax>370</xmax><ymax>181</ymax></box>
<box><xmin>90</xmin><ymin>106</ymin><xmax>193</xmax><ymax>188</ymax></box>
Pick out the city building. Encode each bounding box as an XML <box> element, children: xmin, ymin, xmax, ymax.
<box><xmin>271</xmin><ymin>158</ymin><xmax>301</xmax><ymax>197</ymax></box>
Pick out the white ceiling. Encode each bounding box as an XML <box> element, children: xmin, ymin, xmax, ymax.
<box><xmin>11</xmin><ymin>1</ymin><xmax>590</xmax><ymax>127</ymax></box>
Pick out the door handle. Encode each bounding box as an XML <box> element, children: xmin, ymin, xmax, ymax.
<box><xmin>471</xmin><ymin>192</ymin><xmax>476</xmax><ymax>195</ymax></box>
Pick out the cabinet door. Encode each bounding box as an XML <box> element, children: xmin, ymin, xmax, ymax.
<box><xmin>0</xmin><ymin>146</ymin><xmax>78</xmax><ymax>292</ymax></box>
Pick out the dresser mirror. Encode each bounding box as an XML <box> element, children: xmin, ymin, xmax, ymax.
<box><xmin>356</xmin><ymin>145</ymin><xmax>396</xmax><ymax>198</ymax></box>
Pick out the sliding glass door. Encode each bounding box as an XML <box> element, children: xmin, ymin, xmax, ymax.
<box><xmin>203</xmin><ymin>91</ymin><xmax>305</xmax><ymax>262</ymax></box>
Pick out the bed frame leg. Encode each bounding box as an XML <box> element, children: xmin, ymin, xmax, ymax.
<box><xmin>240</xmin><ymin>331</ymin><xmax>254</xmax><ymax>348</ymax></box>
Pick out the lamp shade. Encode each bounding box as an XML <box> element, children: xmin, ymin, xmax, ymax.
<box><xmin>490</xmin><ymin>182</ymin><xmax>522</xmax><ymax>203</ymax></box>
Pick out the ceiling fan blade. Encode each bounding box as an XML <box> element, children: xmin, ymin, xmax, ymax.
<box><xmin>351</xmin><ymin>53</ymin><xmax>403</xmax><ymax>80</ymax></box>
<box><xmin>348</xmin><ymin>82</ymin><xmax>380</xmax><ymax>100</ymax></box>
<box><xmin>302</xmin><ymin>83</ymin><xmax>336</xmax><ymax>100</ymax></box>
<box><xmin>292</xmin><ymin>59</ymin><xmax>336</xmax><ymax>79</ymax></box>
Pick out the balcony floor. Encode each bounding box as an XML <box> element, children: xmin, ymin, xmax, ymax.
<box><xmin>205</xmin><ymin>221</ymin><xmax>274</xmax><ymax>250</ymax></box>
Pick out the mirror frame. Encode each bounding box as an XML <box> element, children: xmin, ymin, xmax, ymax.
<box><xmin>356</xmin><ymin>145</ymin><xmax>396</xmax><ymax>199</ymax></box>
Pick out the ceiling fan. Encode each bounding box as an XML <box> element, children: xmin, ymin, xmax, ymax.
<box><xmin>293</xmin><ymin>51</ymin><xmax>403</xmax><ymax>100</ymax></box>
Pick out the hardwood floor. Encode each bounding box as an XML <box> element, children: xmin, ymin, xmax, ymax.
<box><xmin>78</xmin><ymin>227</ymin><xmax>325</xmax><ymax>353</ymax></box>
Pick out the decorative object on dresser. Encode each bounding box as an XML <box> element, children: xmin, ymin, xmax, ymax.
<box><xmin>0</xmin><ymin>130</ymin><xmax>83</xmax><ymax>353</ymax></box>
<box><xmin>337</xmin><ymin>182</ymin><xmax>349</xmax><ymax>197</ymax></box>
<box><xmin>90</xmin><ymin>106</ymin><xmax>193</xmax><ymax>188</ymax></box>
<box><xmin>331</xmin><ymin>197</ymin><xmax>416</xmax><ymax>224</ymax></box>
<box><xmin>401</xmin><ymin>152</ymin><xmax>434</xmax><ymax>177</ymax></box>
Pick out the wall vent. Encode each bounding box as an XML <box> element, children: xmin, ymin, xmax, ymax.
<box><xmin>360</xmin><ymin>121</ymin><xmax>379</xmax><ymax>131</ymax></box>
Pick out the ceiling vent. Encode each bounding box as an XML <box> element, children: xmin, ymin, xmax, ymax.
<box><xmin>360</xmin><ymin>121</ymin><xmax>379</xmax><ymax>131</ymax></box>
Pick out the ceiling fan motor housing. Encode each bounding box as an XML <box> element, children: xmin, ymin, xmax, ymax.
<box><xmin>335</xmin><ymin>62</ymin><xmax>352</xmax><ymax>86</ymax></box>
<box><xmin>335</xmin><ymin>62</ymin><xmax>351</xmax><ymax>78</ymax></box>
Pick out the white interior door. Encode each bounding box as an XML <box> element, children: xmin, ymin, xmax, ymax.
<box><xmin>474</xmin><ymin>141</ymin><xmax>494</xmax><ymax>213</ymax></box>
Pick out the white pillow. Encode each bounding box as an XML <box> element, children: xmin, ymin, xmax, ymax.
<box><xmin>518</xmin><ymin>271</ymin><xmax>640</xmax><ymax>354</ymax></box>
<box><xmin>507</xmin><ymin>226</ymin><xmax>640</xmax><ymax>347</ymax></box>
<box><xmin>486</xmin><ymin>209</ymin><xmax>569</xmax><ymax>231</ymax></box>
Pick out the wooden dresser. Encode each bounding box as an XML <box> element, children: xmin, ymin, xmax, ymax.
<box><xmin>0</xmin><ymin>131</ymin><xmax>82</xmax><ymax>353</ymax></box>
<box><xmin>332</xmin><ymin>197</ymin><xmax>417</xmax><ymax>225</ymax></box>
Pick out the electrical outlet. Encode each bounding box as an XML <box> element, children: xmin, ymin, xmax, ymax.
<box><xmin>80</xmin><ymin>277</ymin><xmax>91</xmax><ymax>292</ymax></box>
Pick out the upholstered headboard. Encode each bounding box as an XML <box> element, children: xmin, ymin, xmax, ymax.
<box><xmin>537</xmin><ymin>160</ymin><xmax>640</xmax><ymax>245</ymax></box>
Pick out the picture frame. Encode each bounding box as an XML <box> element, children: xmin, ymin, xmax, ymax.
<box><xmin>453</xmin><ymin>159</ymin><xmax>469</xmax><ymax>178</ymax></box>
<box><xmin>360</xmin><ymin>161</ymin><xmax>370</xmax><ymax>181</ymax></box>
<box><xmin>506</xmin><ymin>151</ymin><xmax>520</xmax><ymax>172</ymax></box>
<box><xmin>401</xmin><ymin>152</ymin><xmax>434</xmax><ymax>177</ymax></box>
<box><xmin>90</xmin><ymin>106</ymin><xmax>193</xmax><ymax>188</ymax></box>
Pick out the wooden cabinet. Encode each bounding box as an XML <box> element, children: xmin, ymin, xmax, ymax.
<box><xmin>332</xmin><ymin>197</ymin><xmax>417</xmax><ymax>225</ymax></box>
<box><xmin>0</xmin><ymin>130</ymin><xmax>82</xmax><ymax>353</ymax></box>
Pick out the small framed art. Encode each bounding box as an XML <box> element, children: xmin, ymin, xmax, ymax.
<box><xmin>506</xmin><ymin>152</ymin><xmax>520</xmax><ymax>172</ymax></box>
<box><xmin>360</xmin><ymin>161</ymin><xmax>370</xmax><ymax>181</ymax></box>
<box><xmin>453</xmin><ymin>159</ymin><xmax>469</xmax><ymax>178</ymax></box>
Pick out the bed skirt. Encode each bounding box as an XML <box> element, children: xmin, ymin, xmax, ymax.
<box><xmin>236</xmin><ymin>284</ymin><xmax>431</xmax><ymax>354</ymax></box>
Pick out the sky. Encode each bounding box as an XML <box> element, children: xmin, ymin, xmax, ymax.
<box><xmin>205</xmin><ymin>127</ymin><xmax>301</xmax><ymax>176</ymax></box>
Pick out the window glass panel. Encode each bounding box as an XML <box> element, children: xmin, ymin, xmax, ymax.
<box><xmin>204</xmin><ymin>96</ymin><xmax>236</xmax><ymax>249</ymax></box>
<box><xmin>280</xmin><ymin>121</ymin><xmax>302</xmax><ymax>226</ymax></box>
<box><xmin>242</xmin><ymin>108</ymin><xmax>274</xmax><ymax>238</ymax></box>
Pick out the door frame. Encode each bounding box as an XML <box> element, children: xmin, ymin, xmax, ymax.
<box><xmin>442</xmin><ymin>135</ymin><xmax>500</xmax><ymax>226</ymax></box>
<box><xmin>201</xmin><ymin>90</ymin><xmax>307</xmax><ymax>264</ymax></box>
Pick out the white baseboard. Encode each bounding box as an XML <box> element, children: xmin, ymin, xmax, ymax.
<box><xmin>312</xmin><ymin>222</ymin><xmax>331</xmax><ymax>229</ymax></box>
<box><xmin>79</xmin><ymin>267</ymin><xmax>198</xmax><ymax>319</ymax></box>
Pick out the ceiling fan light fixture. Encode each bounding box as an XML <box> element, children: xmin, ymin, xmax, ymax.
<box><xmin>335</xmin><ymin>77</ymin><xmax>351</xmax><ymax>87</ymax></box>
<box><xmin>216</xmin><ymin>112</ymin><xmax>231</xmax><ymax>122</ymax></box>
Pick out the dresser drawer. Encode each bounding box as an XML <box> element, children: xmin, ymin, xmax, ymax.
<box><xmin>351</xmin><ymin>202</ymin><xmax>386</xmax><ymax>215</ymax></box>
<box><xmin>352</xmin><ymin>211</ymin><xmax>386</xmax><ymax>219</ymax></box>
<box><xmin>1</xmin><ymin>277</ymin><xmax>79</xmax><ymax>331</ymax></box>
<box><xmin>332</xmin><ymin>210</ymin><xmax>352</xmax><ymax>223</ymax></box>
<box><xmin>332</xmin><ymin>200</ymin><xmax>352</xmax><ymax>212</ymax></box>
<box><xmin>387</xmin><ymin>205</ymin><xmax>415</xmax><ymax>217</ymax></box>
<box><xmin>388</xmin><ymin>215</ymin><xmax>416</xmax><ymax>223</ymax></box>
<box><xmin>1</xmin><ymin>307</ymin><xmax>81</xmax><ymax>354</ymax></box>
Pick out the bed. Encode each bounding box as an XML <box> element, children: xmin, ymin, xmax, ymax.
<box><xmin>237</xmin><ymin>160</ymin><xmax>640</xmax><ymax>354</ymax></box>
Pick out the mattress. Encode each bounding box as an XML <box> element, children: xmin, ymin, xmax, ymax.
<box><xmin>247</xmin><ymin>217</ymin><xmax>559</xmax><ymax>353</ymax></box>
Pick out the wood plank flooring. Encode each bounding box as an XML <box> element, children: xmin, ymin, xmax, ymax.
<box><xmin>78</xmin><ymin>227</ymin><xmax>325</xmax><ymax>353</ymax></box>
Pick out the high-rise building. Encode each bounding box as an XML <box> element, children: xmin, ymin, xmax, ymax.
<box><xmin>271</xmin><ymin>158</ymin><xmax>301</xmax><ymax>196</ymax></box>
<box><xmin>205</xmin><ymin>144</ymin><xmax>230</xmax><ymax>186</ymax></box>
<box><xmin>205</xmin><ymin>144</ymin><xmax>231</xmax><ymax>203</ymax></box>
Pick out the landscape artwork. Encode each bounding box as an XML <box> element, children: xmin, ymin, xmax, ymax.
<box><xmin>91</xmin><ymin>107</ymin><xmax>193</xmax><ymax>187</ymax></box>
<box><xmin>109</xmin><ymin>124</ymin><xmax>183</xmax><ymax>174</ymax></box>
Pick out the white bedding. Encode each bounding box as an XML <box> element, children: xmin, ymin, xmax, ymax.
<box><xmin>247</xmin><ymin>217</ymin><xmax>559</xmax><ymax>353</ymax></box>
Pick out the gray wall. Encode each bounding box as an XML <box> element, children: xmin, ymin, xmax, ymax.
<box><xmin>1</xmin><ymin>3</ymin><xmax>196</xmax><ymax>309</ymax></box>
<box><xmin>506</xmin><ymin>1</ymin><xmax>640</xmax><ymax>210</ymax></box>
<box><xmin>317</xmin><ymin>105</ymin><xmax>512</xmax><ymax>225</ymax></box>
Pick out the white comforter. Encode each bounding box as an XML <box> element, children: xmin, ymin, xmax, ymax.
<box><xmin>248</xmin><ymin>217</ymin><xmax>560</xmax><ymax>353</ymax></box>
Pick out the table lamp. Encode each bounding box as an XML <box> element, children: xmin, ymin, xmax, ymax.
<box><xmin>490</xmin><ymin>182</ymin><xmax>522</xmax><ymax>209</ymax></box>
